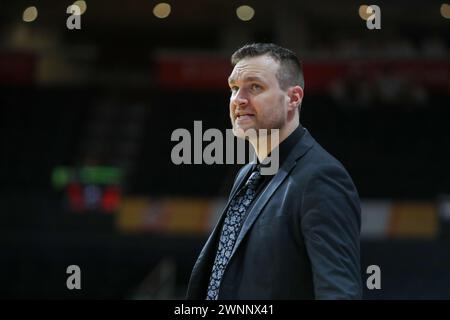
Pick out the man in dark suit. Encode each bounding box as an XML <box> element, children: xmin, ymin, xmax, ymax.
<box><xmin>186</xmin><ymin>43</ymin><xmax>362</xmax><ymax>299</ymax></box>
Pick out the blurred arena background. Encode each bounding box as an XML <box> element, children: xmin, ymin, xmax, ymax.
<box><xmin>1</xmin><ymin>0</ymin><xmax>450</xmax><ymax>299</ymax></box>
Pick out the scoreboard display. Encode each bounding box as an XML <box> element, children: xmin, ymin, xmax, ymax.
<box><xmin>52</xmin><ymin>166</ymin><xmax>123</xmax><ymax>214</ymax></box>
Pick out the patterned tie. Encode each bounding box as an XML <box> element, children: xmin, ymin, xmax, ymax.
<box><xmin>206</xmin><ymin>166</ymin><xmax>263</xmax><ymax>300</ymax></box>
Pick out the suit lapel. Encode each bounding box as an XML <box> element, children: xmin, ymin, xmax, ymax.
<box><xmin>186</xmin><ymin>163</ymin><xmax>254</xmax><ymax>298</ymax></box>
<box><xmin>202</xmin><ymin>161</ymin><xmax>256</xmax><ymax>251</ymax></box>
<box><xmin>203</xmin><ymin>163</ymin><xmax>253</xmax><ymax>249</ymax></box>
<box><xmin>229</xmin><ymin>128</ymin><xmax>315</xmax><ymax>260</ymax></box>
<box><xmin>228</xmin><ymin>163</ymin><xmax>255</xmax><ymax>202</ymax></box>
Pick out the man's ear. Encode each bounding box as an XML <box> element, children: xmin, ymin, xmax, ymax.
<box><xmin>288</xmin><ymin>85</ymin><xmax>304</xmax><ymax>110</ymax></box>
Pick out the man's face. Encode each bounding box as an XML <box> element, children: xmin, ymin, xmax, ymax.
<box><xmin>228</xmin><ymin>55</ymin><xmax>288</xmax><ymax>138</ymax></box>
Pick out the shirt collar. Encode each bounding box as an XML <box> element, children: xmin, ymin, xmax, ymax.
<box><xmin>256</xmin><ymin>124</ymin><xmax>305</xmax><ymax>172</ymax></box>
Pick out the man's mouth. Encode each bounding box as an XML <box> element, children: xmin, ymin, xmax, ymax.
<box><xmin>236</xmin><ymin>113</ymin><xmax>255</xmax><ymax>120</ymax></box>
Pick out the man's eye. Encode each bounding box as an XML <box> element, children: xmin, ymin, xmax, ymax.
<box><xmin>251</xmin><ymin>84</ymin><xmax>262</xmax><ymax>90</ymax></box>
<box><xmin>230</xmin><ymin>86</ymin><xmax>239</xmax><ymax>92</ymax></box>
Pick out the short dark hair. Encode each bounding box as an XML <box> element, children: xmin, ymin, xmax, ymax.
<box><xmin>231</xmin><ymin>43</ymin><xmax>304</xmax><ymax>90</ymax></box>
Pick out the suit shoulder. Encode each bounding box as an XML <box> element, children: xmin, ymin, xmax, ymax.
<box><xmin>295</xmin><ymin>138</ymin><xmax>351</xmax><ymax>179</ymax></box>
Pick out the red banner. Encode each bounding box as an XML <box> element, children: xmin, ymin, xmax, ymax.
<box><xmin>154</xmin><ymin>55</ymin><xmax>450</xmax><ymax>92</ymax></box>
<box><xmin>0</xmin><ymin>52</ymin><xmax>35</xmax><ymax>85</ymax></box>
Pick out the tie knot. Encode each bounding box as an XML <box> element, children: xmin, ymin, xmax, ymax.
<box><xmin>245</xmin><ymin>166</ymin><xmax>262</xmax><ymax>190</ymax></box>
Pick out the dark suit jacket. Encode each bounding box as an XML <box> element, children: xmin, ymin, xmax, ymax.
<box><xmin>186</xmin><ymin>127</ymin><xmax>362</xmax><ymax>299</ymax></box>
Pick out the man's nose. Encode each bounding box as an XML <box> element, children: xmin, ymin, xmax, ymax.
<box><xmin>232</xmin><ymin>91</ymin><xmax>249</xmax><ymax>108</ymax></box>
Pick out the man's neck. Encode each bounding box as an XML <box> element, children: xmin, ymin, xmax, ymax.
<box><xmin>250</xmin><ymin>122</ymin><xmax>299</xmax><ymax>162</ymax></box>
